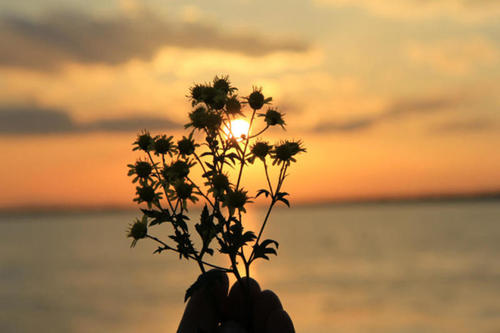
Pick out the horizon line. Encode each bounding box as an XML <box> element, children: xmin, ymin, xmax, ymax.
<box><xmin>1</xmin><ymin>190</ymin><xmax>499</xmax><ymax>215</ymax></box>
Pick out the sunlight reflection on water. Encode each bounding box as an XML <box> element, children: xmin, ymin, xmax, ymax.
<box><xmin>1</xmin><ymin>201</ymin><xmax>499</xmax><ymax>333</ymax></box>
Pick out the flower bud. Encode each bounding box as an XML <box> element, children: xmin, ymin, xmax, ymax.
<box><xmin>263</xmin><ymin>109</ymin><xmax>285</xmax><ymax>127</ymax></box>
<box><xmin>250</xmin><ymin>142</ymin><xmax>272</xmax><ymax>161</ymax></box>
<box><xmin>248</xmin><ymin>89</ymin><xmax>265</xmax><ymax>110</ymax></box>
<box><xmin>177</xmin><ymin>136</ymin><xmax>196</xmax><ymax>156</ymax></box>
<box><xmin>134</xmin><ymin>161</ymin><xmax>152</xmax><ymax>179</ymax></box>
<box><xmin>226</xmin><ymin>96</ymin><xmax>242</xmax><ymax>116</ymax></box>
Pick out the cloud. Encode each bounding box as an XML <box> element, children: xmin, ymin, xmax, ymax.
<box><xmin>405</xmin><ymin>38</ymin><xmax>499</xmax><ymax>75</ymax></box>
<box><xmin>0</xmin><ymin>105</ymin><xmax>181</xmax><ymax>135</ymax></box>
<box><xmin>0</xmin><ymin>11</ymin><xmax>309</xmax><ymax>70</ymax></box>
<box><xmin>311</xmin><ymin>95</ymin><xmax>460</xmax><ymax>133</ymax></box>
<box><xmin>431</xmin><ymin>118</ymin><xmax>497</xmax><ymax>134</ymax></box>
<box><xmin>314</xmin><ymin>0</ymin><xmax>500</xmax><ymax>21</ymax></box>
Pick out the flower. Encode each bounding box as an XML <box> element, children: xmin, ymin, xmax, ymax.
<box><xmin>189</xmin><ymin>84</ymin><xmax>206</xmax><ymax>105</ymax></box>
<box><xmin>208</xmin><ymin>173</ymin><xmax>230</xmax><ymax>198</ymax></box>
<box><xmin>174</xmin><ymin>180</ymin><xmax>194</xmax><ymax>200</ymax></box>
<box><xmin>225</xmin><ymin>96</ymin><xmax>243</xmax><ymax>117</ymax></box>
<box><xmin>127</xmin><ymin>160</ymin><xmax>153</xmax><ymax>183</ymax></box>
<box><xmin>127</xmin><ymin>215</ymin><xmax>148</xmax><ymax>247</ymax></box>
<box><xmin>133</xmin><ymin>130</ymin><xmax>153</xmax><ymax>151</ymax></box>
<box><xmin>271</xmin><ymin>140</ymin><xmax>306</xmax><ymax>165</ymax></box>
<box><xmin>188</xmin><ymin>106</ymin><xmax>209</xmax><ymax>129</ymax></box>
<box><xmin>165</xmin><ymin>160</ymin><xmax>192</xmax><ymax>182</ymax></box>
<box><xmin>154</xmin><ymin>135</ymin><xmax>175</xmax><ymax>156</ymax></box>
<box><xmin>213</xmin><ymin>75</ymin><xmax>235</xmax><ymax>95</ymax></box>
<box><xmin>134</xmin><ymin>184</ymin><xmax>162</xmax><ymax>207</ymax></box>
<box><xmin>223</xmin><ymin>189</ymin><xmax>251</xmax><ymax>213</ymax></box>
<box><xmin>247</xmin><ymin>88</ymin><xmax>265</xmax><ymax>110</ymax></box>
<box><xmin>249</xmin><ymin>141</ymin><xmax>272</xmax><ymax>163</ymax></box>
<box><xmin>261</xmin><ymin>108</ymin><xmax>285</xmax><ymax>128</ymax></box>
<box><xmin>177</xmin><ymin>134</ymin><xmax>197</xmax><ymax>156</ymax></box>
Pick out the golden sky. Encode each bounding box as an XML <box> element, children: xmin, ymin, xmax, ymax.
<box><xmin>1</xmin><ymin>0</ymin><xmax>499</xmax><ymax>208</ymax></box>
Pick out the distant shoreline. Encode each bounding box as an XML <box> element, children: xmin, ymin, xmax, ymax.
<box><xmin>1</xmin><ymin>191</ymin><xmax>499</xmax><ymax>215</ymax></box>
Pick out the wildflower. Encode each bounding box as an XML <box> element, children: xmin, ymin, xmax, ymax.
<box><xmin>174</xmin><ymin>180</ymin><xmax>194</xmax><ymax>200</ymax></box>
<box><xmin>208</xmin><ymin>173</ymin><xmax>230</xmax><ymax>198</ymax></box>
<box><xmin>190</xmin><ymin>84</ymin><xmax>206</xmax><ymax>105</ymax></box>
<box><xmin>249</xmin><ymin>141</ymin><xmax>272</xmax><ymax>163</ymax></box>
<box><xmin>154</xmin><ymin>135</ymin><xmax>175</xmax><ymax>156</ymax></box>
<box><xmin>188</xmin><ymin>106</ymin><xmax>209</xmax><ymax>129</ymax></box>
<box><xmin>127</xmin><ymin>160</ymin><xmax>153</xmax><ymax>183</ymax></box>
<box><xmin>134</xmin><ymin>184</ymin><xmax>161</xmax><ymax>207</ymax></box>
<box><xmin>225</xmin><ymin>96</ymin><xmax>243</xmax><ymax>117</ymax></box>
<box><xmin>247</xmin><ymin>88</ymin><xmax>265</xmax><ymax>110</ymax></box>
<box><xmin>201</xmin><ymin>86</ymin><xmax>217</xmax><ymax>106</ymax></box>
<box><xmin>206</xmin><ymin>111</ymin><xmax>223</xmax><ymax>132</ymax></box>
<box><xmin>177</xmin><ymin>134</ymin><xmax>197</xmax><ymax>156</ymax></box>
<box><xmin>271</xmin><ymin>140</ymin><xmax>306</xmax><ymax>165</ymax></box>
<box><xmin>127</xmin><ymin>215</ymin><xmax>148</xmax><ymax>247</ymax></box>
<box><xmin>133</xmin><ymin>130</ymin><xmax>153</xmax><ymax>151</ymax></box>
<box><xmin>213</xmin><ymin>75</ymin><xmax>233</xmax><ymax>95</ymax></box>
<box><xmin>260</xmin><ymin>108</ymin><xmax>285</xmax><ymax>128</ymax></box>
<box><xmin>223</xmin><ymin>189</ymin><xmax>251</xmax><ymax>213</ymax></box>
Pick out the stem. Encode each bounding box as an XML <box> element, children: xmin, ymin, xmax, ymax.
<box><xmin>146</xmin><ymin>235</ymin><xmax>230</xmax><ymax>272</ymax></box>
<box><xmin>187</xmin><ymin>176</ymin><xmax>215</xmax><ymax>208</ymax></box>
<box><xmin>263</xmin><ymin>159</ymin><xmax>274</xmax><ymax>197</ymax></box>
<box><xmin>248</xmin><ymin>125</ymin><xmax>269</xmax><ymax>139</ymax></box>
<box><xmin>147</xmin><ymin>152</ymin><xmax>176</xmax><ymax>214</ymax></box>
<box><xmin>235</xmin><ymin>108</ymin><xmax>257</xmax><ymax>190</ymax></box>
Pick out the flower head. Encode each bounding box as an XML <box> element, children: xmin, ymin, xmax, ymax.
<box><xmin>213</xmin><ymin>75</ymin><xmax>235</xmax><ymax>95</ymax></box>
<box><xmin>154</xmin><ymin>135</ymin><xmax>175</xmax><ymax>156</ymax></box>
<box><xmin>261</xmin><ymin>108</ymin><xmax>285</xmax><ymax>128</ymax></box>
<box><xmin>189</xmin><ymin>84</ymin><xmax>206</xmax><ymax>105</ymax></box>
<box><xmin>128</xmin><ymin>160</ymin><xmax>153</xmax><ymax>183</ymax></box>
<box><xmin>177</xmin><ymin>134</ymin><xmax>197</xmax><ymax>156</ymax></box>
<box><xmin>249</xmin><ymin>141</ymin><xmax>272</xmax><ymax>163</ymax></box>
<box><xmin>188</xmin><ymin>106</ymin><xmax>209</xmax><ymax>129</ymax></box>
<box><xmin>127</xmin><ymin>215</ymin><xmax>148</xmax><ymax>247</ymax></box>
<box><xmin>247</xmin><ymin>88</ymin><xmax>265</xmax><ymax>110</ymax></box>
<box><xmin>133</xmin><ymin>130</ymin><xmax>153</xmax><ymax>151</ymax></box>
<box><xmin>165</xmin><ymin>160</ymin><xmax>192</xmax><ymax>182</ymax></box>
<box><xmin>271</xmin><ymin>140</ymin><xmax>306</xmax><ymax>165</ymax></box>
<box><xmin>174</xmin><ymin>180</ymin><xmax>194</xmax><ymax>200</ymax></box>
<box><xmin>134</xmin><ymin>184</ymin><xmax>161</xmax><ymax>207</ymax></box>
<box><xmin>208</xmin><ymin>173</ymin><xmax>230</xmax><ymax>198</ymax></box>
<box><xmin>225</xmin><ymin>95</ymin><xmax>243</xmax><ymax>117</ymax></box>
<box><xmin>223</xmin><ymin>188</ymin><xmax>251</xmax><ymax>213</ymax></box>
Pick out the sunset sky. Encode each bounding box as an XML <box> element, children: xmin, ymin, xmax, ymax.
<box><xmin>1</xmin><ymin>0</ymin><xmax>499</xmax><ymax>209</ymax></box>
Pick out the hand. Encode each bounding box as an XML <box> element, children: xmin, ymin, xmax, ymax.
<box><xmin>177</xmin><ymin>270</ymin><xmax>295</xmax><ymax>333</ymax></box>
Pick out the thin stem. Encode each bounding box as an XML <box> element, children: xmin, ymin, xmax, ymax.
<box><xmin>248</xmin><ymin>125</ymin><xmax>269</xmax><ymax>139</ymax></box>
<box><xmin>193</xmin><ymin>152</ymin><xmax>208</xmax><ymax>177</ymax></box>
<box><xmin>187</xmin><ymin>176</ymin><xmax>215</xmax><ymax>209</ymax></box>
<box><xmin>146</xmin><ymin>235</ymin><xmax>230</xmax><ymax>272</ymax></box>
<box><xmin>263</xmin><ymin>159</ymin><xmax>274</xmax><ymax>197</ymax></box>
<box><xmin>147</xmin><ymin>152</ymin><xmax>176</xmax><ymax>214</ymax></box>
<box><xmin>235</xmin><ymin>108</ymin><xmax>257</xmax><ymax>190</ymax></box>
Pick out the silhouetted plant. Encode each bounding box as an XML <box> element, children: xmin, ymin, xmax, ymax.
<box><xmin>127</xmin><ymin>75</ymin><xmax>305</xmax><ymax>302</ymax></box>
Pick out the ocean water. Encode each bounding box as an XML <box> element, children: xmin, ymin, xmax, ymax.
<box><xmin>0</xmin><ymin>201</ymin><xmax>499</xmax><ymax>333</ymax></box>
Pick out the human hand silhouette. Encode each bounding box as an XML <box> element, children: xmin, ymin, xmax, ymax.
<box><xmin>177</xmin><ymin>270</ymin><xmax>295</xmax><ymax>333</ymax></box>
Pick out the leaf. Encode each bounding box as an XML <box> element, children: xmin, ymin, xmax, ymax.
<box><xmin>253</xmin><ymin>239</ymin><xmax>279</xmax><ymax>261</ymax></box>
<box><xmin>275</xmin><ymin>192</ymin><xmax>290</xmax><ymax>207</ymax></box>
<box><xmin>256</xmin><ymin>189</ymin><xmax>270</xmax><ymax>198</ymax></box>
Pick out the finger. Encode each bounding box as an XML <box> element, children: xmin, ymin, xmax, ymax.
<box><xmin>217</xmin><ymin>320</ymin><xmax>247</xmax><ymax>333</ymax></box>
<box><xmin>252</xmin><ymin>290</ymin><xmax>283</xmax><ymax>333</ymax></box>
<box><xmin>265</xmin><ymin>309</ymin><xmax>295</xmax><ymax>333</ymax></box>
<box><xmin>223</xmin><ymin>277</ymin><xmax>261</xmax><ymax>324</ymax></box>
<box><xmin>178</xmin><ymin>270</ymin><xmax>229</xmax><ymax>333</ymax></box>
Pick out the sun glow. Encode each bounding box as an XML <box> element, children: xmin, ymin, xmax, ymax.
<box><xmin>225</xmin><ymin>119</ymin><xmax>250</xmax><ymax>140</ymax></box>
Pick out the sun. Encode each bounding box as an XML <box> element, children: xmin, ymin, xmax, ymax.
<box><xmin>224</xmin><ymin>119</ymin><xmax>250</xmax><ymax>140</ymax></box>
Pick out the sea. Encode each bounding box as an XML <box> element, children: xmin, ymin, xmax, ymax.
<box><xmin>1</xmin><ymin>200</ymin><xmax>499</xmax><ymax>333</ymax></box>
